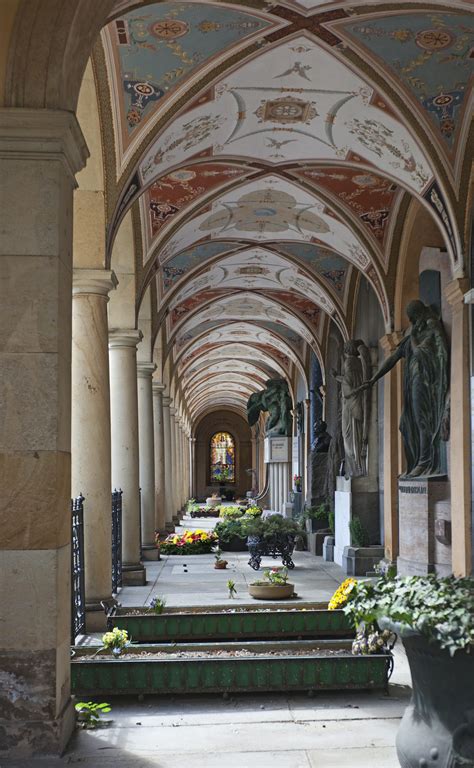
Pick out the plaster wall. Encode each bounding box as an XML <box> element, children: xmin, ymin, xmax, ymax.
<box><xmin>194</xmin><ymin>410</ymin><xmax>252</xmax><ymax>501</ymax></box>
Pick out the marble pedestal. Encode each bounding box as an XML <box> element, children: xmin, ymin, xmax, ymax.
<box><xmin>264</xmin><ymin>437</ymin><xmax>291</xmax><ymax>514</ymax></box>
<box><xmin>334</xmin><ymin>476</ymin><xmax>381</xmax><ymax>572</ymax></box>
<box><xmin>398</xmin><ymin>477</ymin><xmax>451</xmax><ymax>576</ymax></box>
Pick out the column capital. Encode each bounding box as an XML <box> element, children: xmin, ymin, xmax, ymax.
<box><xmin>162</xmin><ymin>396</ymin><xmax>172</xmax><ymax>408</ymax></box>
<box><xmin>109</xmin><ymin>329</ymin><xmax>143</xmax><ymax>350</ymax></box>
<box><xmin>445</xmin><ymin>277</ymin><xmax>470</xmax><ymax>309</ymax></box>
<box><xmin>152</xmin><ymin>382</ymin><xmax>166</xmax><ymax>396</ymax></box>
<box><xmin>379</xmin><ymin>331</ymin><xmax>403</xmax><ymax>355</ymax></box>
<box><xmin>73</xmin><ymin>269</ymin><xmax>118</xmax><ymax>297</ymax></box>
<box><xmin>0</xmin><ymin>108</ymin><xmax>89</xmax><ymax>179</ymax></box>
<box><xmin>137</xmin><ymin>361</ymin><xmax>157</xmax><ymax>379</ymax></box>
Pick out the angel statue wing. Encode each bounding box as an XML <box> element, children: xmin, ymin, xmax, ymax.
<box><xmin>247</xmin><ymin>391</ymin><xmax>264</xmax><ymax>427</ymax></box>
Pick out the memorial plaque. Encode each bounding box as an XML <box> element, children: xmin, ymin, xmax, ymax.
<box><xmin>264</xmin><ymin>437</ymin><xmax>291</xmax><ymax>463</ymax></box>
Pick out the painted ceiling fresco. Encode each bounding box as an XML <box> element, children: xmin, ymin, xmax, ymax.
<box><xmin>138</xmin><ymin>36</ymin><xmax>433</xmax><ymax>194</ymax></box>
<box><xmin>103</xmin><ymin>2</ymin><xmax>275</xmax><ymax>164</ymax></box>
<box><xmin>144</xmin><ymin>162</ymin><xmax>251</xmax><ymax>243</ymax></box>
<box><xmin>168</xmin><ymin>248</ymin><xmax>336</xmax><ymax>316</ymax></box>
<box><xmin>333</xmin><ymin>12</ymin><xmax>474</xmax><ymax>152</ymax></box>
<box><xmin>277</xmin><ymin>242</ymin><xmax>350</xmax><ymax>299</ymax></box>
<box><xmin>294</xmin><ymin>167</ymin><xmax>400</xmax><ymax>250</ymax></box>
<box><xmin>160</xmin><ymin>176</ymin><xmax>372</xmax><ymax>271</ymax></box>
<box><xmin>159</xmin><ymin>241</ymin><xmax>237</xmax><ymax>294</ymax></box>
<box><xmin>97</xmin><ymin>0</ymin><xmax>472</xmax><ymax>418</ymax></box>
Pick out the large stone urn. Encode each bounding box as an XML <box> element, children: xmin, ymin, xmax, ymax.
<box><xmin>394</xmin><ymin>632</ymin><xmax>474</xmax><ymax>767</ymax></box>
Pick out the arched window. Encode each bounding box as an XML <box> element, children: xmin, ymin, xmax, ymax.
<box><xmin>210</xmin><ymin>432</ymin><xmax>235</xmax><ymax>483</ymax></box>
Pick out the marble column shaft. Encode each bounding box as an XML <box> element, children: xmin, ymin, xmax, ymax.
<box><xmin>152</xmin><ymin>383</ymin><xmax>166</xmax><ymax>531</ymax></box>
<box><xmin>379</xmin><ymin>332</ymin><xmax>403</xmax><ymax>564</ymax></box>
<box><xmin>72</xmin><ymin>269</ymin><xmax>117</xmax><ymax>609</ymax></box>
<box><xmin>137</xmin><ymin>362</ymin><xmax>156</xmax><ymax>549</ymax></box>
<box><xmin>446</xmin><ymin>278</ymin><xmax>472</xmax><ymax>576</ymax></box>
<box><xmin>109</xmin><ymin>330</ymin><xmax>145</xmax><ymax>584</ymax></box>
<box><xmin>162</xmin><ymin>397</ymin><xmax>174</xmax><ymax>526</ymax></box>
<box><xmin>0</xmin><ymin>109</ymin><xmax>88</xmax><ymax>757</ymax></box>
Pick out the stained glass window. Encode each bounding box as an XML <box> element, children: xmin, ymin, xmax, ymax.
<box><xmin>210</xmin><ymin>432</ymin><xmax>235</xmax><ymax>483</ymax></box>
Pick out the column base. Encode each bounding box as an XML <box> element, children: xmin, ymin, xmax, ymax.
<box><xmin>85</xmin><ymin>600</ymin><xmax>111</xmax><ymax>632</ymax></box>
<box><xmin>141</xmin><ymin>544</ymin><xmax>160</xmax><ymax>561</ymax></box>
<box><xmin>122</xmin><ymin>562</ymin><xmax>147</xmax><ymax>585</ymax></box>
<box><xmin>0</xmin><ymin>680</ymin><xmax>75</xmax><ymax>759</ymax></box>
<box><xmin>165</xmin><ymin>521</ymin><xmax>175</xmax><ymax>533</ymax></box>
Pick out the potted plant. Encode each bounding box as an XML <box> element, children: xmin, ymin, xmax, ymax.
<box><xmin>304</xmin><ymin>503</ymin><xmax>330</xmax><ymax>533</ymax></box>
<box><xmin>343</xmin><ymin>573</ymin><xmax>474</xmax><ymax>768</ymax></box>
<box><xmin>214</xmin><ymin>518</ymin><xmax>249</xmax><ymax>552</ymax></box>
<box><xmin>213</xmin><ymin>547</ymin><xmax>228</xmax><ymax>569</ymax></box>
<box><xmin>101</xmin><ymin>627</ymin><xmax>129</xmax><ymax>657</ymax></box>
<box><xmin>249</xmin><ymin>566</ymin><xmax>295</xmax><ymax>600</ymax></box>
<box><xmin>293</xmin><ymin>474</ymin><xmax>302</xmax><ymax>492</ymax></box>
<box><xmin>159</xmin><ymin>529</ymin><xmax>218</xmax><ymax>554</ymax></box>
<box><xmin>245</xmin><ymin>515</ymin><xmax>301</xmax><ymax>570</ymax></box>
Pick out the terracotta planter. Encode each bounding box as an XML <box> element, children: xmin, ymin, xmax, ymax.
<box><xmin>248</xmin><ymin>583</ymin><xmax>295</xmax><ymax>600</ymax></box>
<box><xmin>214</xmin><ymin>560</ymin><xmax>228</xmax><ymax>569</ymax></box>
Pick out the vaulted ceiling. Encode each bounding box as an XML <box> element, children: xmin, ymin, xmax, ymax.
<box><xmin>93</xmin><ymin>0</ymin><xmax>473</xmax><ymax>421</ymax></box>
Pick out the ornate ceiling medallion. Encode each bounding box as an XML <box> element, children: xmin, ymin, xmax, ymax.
<box><xmin>255</xmin><ymin>96</ymin><xmax>318</xmax><ymax>124</ymax></box>
<box><xmin>150</xmin><ymin>19</ymin><xmax>190</xmax><ymax>40</ymax></box>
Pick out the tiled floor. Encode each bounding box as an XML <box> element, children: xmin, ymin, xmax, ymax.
<box><xmin>3</xmin><ymin>526</ymin><xmax>411</xmax><ymax>768</ymax></box>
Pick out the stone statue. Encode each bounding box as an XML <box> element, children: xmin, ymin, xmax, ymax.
<box><xmin>311</xmin><ymin>419</ymin><xmax>331</xmax><ymax>453</ymax></box>
<box><xmin>295</xmin><ymin>402</ymin><xmax>304</xmax><ymax>435</ymax></box>
<box><xmin>358</xmin><ymin>300</ymin><xmax>449</xmax><ymax>478</ymax></box>
<box><xmin>331</xmin><ymin>340</ymin><xmax>366</xmax><ymax>478</ymax></box>
<box><xmin>247</xmin><ymin>378</ymin><xmax>293</xmax><ymax>437</ymax></box>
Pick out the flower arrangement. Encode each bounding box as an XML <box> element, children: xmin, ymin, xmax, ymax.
<box><xmin>328</xmin><ymin>578</ymin><xmax>357</xmax><ymax>611</ymax></box>
<box><xmin>219</xmin><ymin>505</ymin><xmax>245</xmax><ymax>519</ymax></box>
<box><xmin>102</xmin><ymin>627</ymin><xmax>129</xmax><ymax>656</ymax></box>
<box><xmin>263</xmin><ymin>567</ymin><xmax>289</xmax><ymax>585</ymax></box>
<box><xmin>149</xmin><ymin>596</ymin><xmax>166</xmax><ymax>614</ymax></box>
<box><xmin>159</xmin><ymin>529</ymin><xmax>218</xmax><ymax>555</ymax></box>
<box><xmin>245</xmin><ymin>505</ymin><xmax>263</xmax><ymax>518</ymax></box>
<box><xmin>293</xmin><ymin>474</ymin><xmax>302</xmax><ymax>491</ymax></box>
<box><xmin>227</xmin><ymin>579</ymin><xmax>237</xmax><ymax>598</ymax></box>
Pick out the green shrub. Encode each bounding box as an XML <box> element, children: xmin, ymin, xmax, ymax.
<box><xmin>218</xmin><ymin>505</ymin><xmax>245</xmax><ymax>520</ymax></box>
<box><xmin>349</xmin><ymin>516</ymin><xmax>370</xmax><ymax>547</ymax></box>
<box><xmin>245</xmin><ymin>514</ymin><xmax>301</xmax><ymax>540</ymax></box>
<box><xmin>305</xmin><ymin>503</ymin><xmax>329</xmax><ymax>521</ymax></box>
<box><xmin>214</xmin><ymin>518</ymin><xmax>250</xmax><ymax>543</ymax></box>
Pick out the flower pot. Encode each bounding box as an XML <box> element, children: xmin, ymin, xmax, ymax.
<box><xmin>248</xmin><ymin>583</ymin><xmax>295</xmax><ymax>600</ymax></box>
<box><xmin>382</xmin><ymin>624</ymin><xmax>474</xmax><ymax>768</ymax></box>
<box><xmin>214</xmin><ymin>560</ymin><xmax>228</xmax><ymax>569</ymax></box>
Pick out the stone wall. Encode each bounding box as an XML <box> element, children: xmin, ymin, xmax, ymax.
<box><xmin>194</xmin><ymin>410</ymin><xmax>252</xmax><ymax>501</ymax></box>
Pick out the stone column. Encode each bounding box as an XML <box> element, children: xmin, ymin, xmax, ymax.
<box><xmin>152</xmin><ymin>383</ymin><xmax>166</xmax><ymax>532</ymax></box>
<box><xmin>446</xmin><ymin>278</ymin><xmax>472</xmax><ymax>576</ymax></box>
<box><xmin>72</xmin><ymin>269</ymin><xmax>117</xmax><ymax>629</ymax></box>
<box><xmin>162</xmin><ymin>396</ymin><xmax>174</xmax><ymax>528</ymax></box>
<box><xmin>379</xmin><ymin>332</ymin><xmax>403</xmax><ymax>564</ymax></box>
<box><xmin>137</xmin><ymin>362</ymin><xmax>157</xmax><ymax>560</ymax></box>
<box><xmin>190</xmin><ymin>437</ymin><xmax>197</xmax><ymax>498</ymax></box>
<box><xmin>181</xmin><ymin>423</ymin><xmax>188</xmax><ymax>507</ymax></box>
<box><xmin>109</xmin><ymin>330</ymin><xmax>146</xmax><ymax>585</ymax></box>
<box><xmin>0</xmin><ymin>110</ymin><xmax>88</xmax><ymax>757</ymax></box>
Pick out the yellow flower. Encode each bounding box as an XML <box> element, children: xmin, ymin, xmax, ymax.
<box><xmin>328</xmin><ymin>578</ymin><xmax>356</xmax><ymax>611</ymax></box>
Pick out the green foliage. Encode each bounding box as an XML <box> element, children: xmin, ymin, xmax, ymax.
<box><xmin>227</xmin><ymin>579</ymin><xmax>237</xmax><ymax>598</ymax></box>
<box><xmin>328</xmin><ymin>509</ymin><xmax>335</xmax><ymax>535</ymax></box>
<box><xmin>186</xmin><ymin>498</ymin><xmax>199</xmax><ymax>514</ymax></box>
<box><xmin>214</xmin><ymin>518</ymin><xmax>249</xmax><ymax>543</ymax></box>
<box><xmin>149</xmin><ymin>596</ymin><xmax>166</xmax><ymax>614</ymax></box>
<box><xmin>244</xmin><ymin>505</ymin><xmax>263</xmax><ymax>518</ymax></box>
<box><xmin>343</xmin><ymin>574</ymin><xmax>474</xmax><ymax>657</ymax></box>
<box><xmin>245</xmin><ymin>514</ymin><xmax>301</xmax><ymax>539</ymax></box>
<box><xmin>349</xmin><ymin>516</ymin><xmax>370</xmax><ymax>547</ymax></box>
<box><xmin>263</xmin><ymin>567</ymin><xmax>289</xmax><ymax>585</ymax></box>
<box><xmin>219</xmin><ymin>505</ymin><xmax>245</xmax><ymax>520</ymax></box>
<box><xmin>305</xmin><ymin>503</ymin><xmax>329</xmax><ymax>521</ymax></box>
<box><xmin>75</xmin><ymin>701</ymin><xmax>111</xmax><ymax>728</ymax></box>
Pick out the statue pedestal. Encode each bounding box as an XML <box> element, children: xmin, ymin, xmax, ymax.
<box><xmin>397</xmin><ymin>477</ymin><xmax>451</xmax><ymax>576</ymax></box>
<box><xmin>334</xmin><ymin>475</ymin><xmax>381</xmax><ymax>573</ymax></box>
<box><xmin>264</xmin><ymin>437</ymin><xmax>291</xmax><ymax>514</ymax></box>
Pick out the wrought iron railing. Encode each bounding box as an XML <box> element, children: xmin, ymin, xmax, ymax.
<box><xmin>111</xmin><ymin>489</ymin><xmax>123</xmax><ymax>594</ymax></box>
<box><xmin>71</xmin><ymin>494</ymin><xmax>86</xmax><ymax>644</ymax></box>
